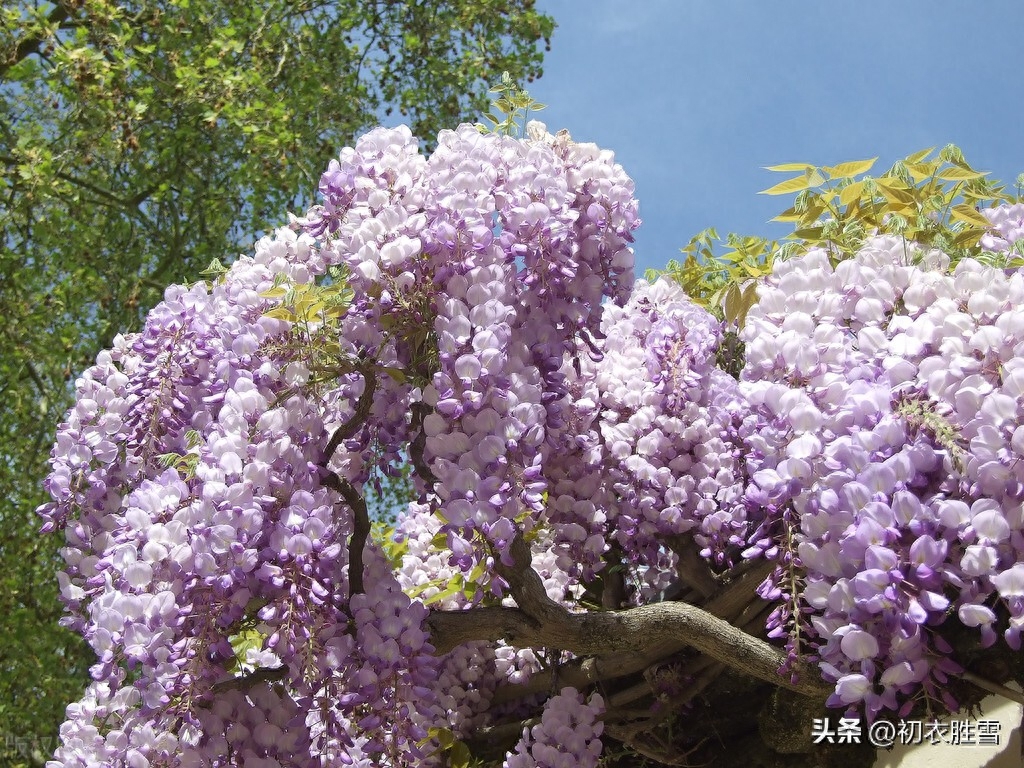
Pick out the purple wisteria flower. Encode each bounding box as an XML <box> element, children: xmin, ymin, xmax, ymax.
<box><xmin>37</xmin><ymin>109</ymin><xmax>1024</xmax><ymax>768</ymax></box>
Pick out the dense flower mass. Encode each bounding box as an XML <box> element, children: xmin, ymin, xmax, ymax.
<box><xmin>544</xmin><ymin>277</ymin><xmax>755</xmax><ymax>594</ymax></box>
<box><xmin>740</xmin><ymin>239</ymin><xmax>1024</xmax><ymax>716</ymax></box>
<box><xmin>502</xmin><ymin>687</ymin><xmax>605</xmax><ymax>768</ymax></box>
<box><xmin>38</xmin><ymin>117</ymin><xmax>1024</xmax><ymax>768</ymax></box>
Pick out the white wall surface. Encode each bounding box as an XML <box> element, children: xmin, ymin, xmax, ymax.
<box><xmin>873</xmin><ymin>694</ymin><xmax>1021</xmax><ymax>768</ymax></box>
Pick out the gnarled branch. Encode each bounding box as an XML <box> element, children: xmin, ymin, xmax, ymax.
<box><xmin>426</xmin><ymin>536</ymin><xmax>831</xmax><ymax>700</ymax></box>
<box><xmin>322</xmin><ymin>362</ymin><xmax>376</xmax><ymax>463</ymax></box>
<box><xmin>321</xmin><ymin>470</ymin><xmax>370</xmax><ymax>599</ymax></box>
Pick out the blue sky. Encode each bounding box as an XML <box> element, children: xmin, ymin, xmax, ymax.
<box><xmin>529</xmin><ymin>1</ymin><xmax>1024</xmax><ymax>277</ymax></box>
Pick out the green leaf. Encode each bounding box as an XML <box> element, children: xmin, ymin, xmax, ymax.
<box><xmin>199</xmin><ymin>258</ymin><xmax>229</xmax><ymax>280</ymax></box>
<box><xmin>157</xmin><ymin>452</ymin><xmax>184</xmax><ymax>469</ymax></box>
<box><xmin>0</xmin><ymin>0</ymin><xmax>556</xmax><ymax>740</ymax></box>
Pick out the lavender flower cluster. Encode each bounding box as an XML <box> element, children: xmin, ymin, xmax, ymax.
<box><xmin>502</xmin><ymin>687</ymin><xmax>605</xmax><ymax>768</ymax></box>
<box><xmin>40</xmin><ymin>122</ymin><xmax>639</xmax><ymax>767</ymax></box>
<box><xmin>741</xmin><ymin>238</ymin><xmax>1024</xmax><ymax>717</ymax></box>
<box><xmin>39</xmin><ymin>231</ymin><xmax>448</xmax><ymax>765</ymax></box>
<box><xmin>542</xmin><ymin>277</ymin><xmax>756</xmax><ymax>596</ymax></box>
<box><xmin>38</xmin><ymin>113</ymin><xmax>1024</xmax><ymax>767</ymax></box>
<box><xmin>299</xmin><ymin>122</ymin><xmax>638</xmax><ymax>583</ymax></box>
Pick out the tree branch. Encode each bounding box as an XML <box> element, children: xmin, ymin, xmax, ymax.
<box><xmin>322</xmin><ymin>362</ymin><xmax>376</xmax><ymax>462</ymax></box>
<box><xmin>408</xmin><ymin>401</ymin><xmax>438</xmax><ymax>487</ymax></box>
<box><xmin>489</xmin><ymin>557</ymin><xmax>775</xmax><ymax>706</ymax></box>
<box><xmin>0</xmin><ymin>3</ymin><xmax>73</xmax><ymax>79</ymax></box>
<box><xmin>206</xmin><ymin>665</ymin><xmax>287</xmax><ymax>697</ymax></box>
<box><xmin>427</xmin><ymin>537</ymin><xmax>831</xmax><ymax>700</ymax></box>
<box><xmin>666</xmin><ymin>534</ymin><xmax>721</xmax><ymax>600</ymax></box>
<box><xmin>961</xmin><ymin>671</ymin><xmax>1024</xmax><ymax>707</ymax></box>
<box><xmin>321</xmin><ymin>470</ymin><xmax>371</xmax><ymax>599</ymax></box>
<box><xmin>317</xmin><ymin>364</ymin><xmax>376</xmax><ymax>598</ymax></box>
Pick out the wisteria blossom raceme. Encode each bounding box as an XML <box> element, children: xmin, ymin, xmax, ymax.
<box><xmin>502</xmin><ymin>687</ymin><xmax>605</xmax><ymax>768</ymax></box>
<box><xmin>297</xmin><ymin>121</ymin><xmax>639</xmax><ymax>584</ymax></box>
<box><xmin>740</xmin><ymin>237</ymin><xmax>1024</xmax><ymax>717</ymax></box>
<box><xmin>40</xmin><ymin>121</ymin><xmax>639</xmax><ymax>767</ymax></box>
<box><xmin>980</xmin><ymin>202</ymin><xmax>1024</xmax><ymax>254</ymax></box>
<box><xmin>37</xmin><ymin>112</ymin><xmax>1024</xmax><ymax>768</ymax></box>
<box><xmin>543</xmin><ymin>277</ymin><xmax>756</xmax><ymax>596</ymax></box>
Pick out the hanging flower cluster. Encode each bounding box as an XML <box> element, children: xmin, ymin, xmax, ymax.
<box><xmin>740</xmin><ymin>238</ymin><xmax>1024</xmax><ymax>717</ymax></box>
<box><xmin>38</xmin><ymin>116</ymin><xmax>1024</xmax><ymax>767</ymax></box>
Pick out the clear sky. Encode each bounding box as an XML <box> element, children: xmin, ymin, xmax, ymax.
<box><xmin>528</xmin><ymin>1</ymin><xmax>1024</xmax><ymax>277</ymax></box>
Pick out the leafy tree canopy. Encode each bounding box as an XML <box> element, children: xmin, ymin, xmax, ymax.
<box><xmin>0</xmin><ymin>2</ymin><xmax>552</xmax><ymax>758</ymax></box>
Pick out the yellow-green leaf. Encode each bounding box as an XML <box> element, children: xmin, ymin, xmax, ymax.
<box><xmin>823</xmin><ymin>157</ymin><xmax>877</xmax><ymax>180</ymax></box>
<box><xmin>449</xmin><ymin>742</ymin><xmax>472</xmax><ymax>768</ymax></box>
<box><xmin>264</xmin><ymin>307</ymin><xmax>296</xmax><ymax>321</ymax></box>
<box><xmin>950</xmin><ymin>204</ymin><xmax>992</xmax><ymax>228</ymax></box>
<box><xmin>800</xmin><ymin>200</ymin><xmax>828</xmax><ymax>225</ymax></box>
<box><xmin>951</xmin><ymin>228</ymin><xmax>984</xmax><ymax>248</ymax></box>
<box><xmin>771</xmin><ymin>206</ymin><xmax>802</xmax><ymax>223</ymax></box>
<box><xmin>382</xmin><ymin>366</ymin><xmax>407</xmax><ymax>384</ymax></box>
<box><xmin>936</xmin><ymin>167</ymin><xmax>989</xmax><ymax>181</ymax></box>
<box><xmin>875</xmin><ymin>179</ymin><xmax>915</xmax><ymax>205</ymax></box>
<box><xmin>426</xmin><ymin>728</ymin><xmax>456</xmax><ymax>749</ymax></box>
<box><xmin>759</xmin><ymin>175</ymin><xmax>814</xmax><ymax>196</ymax></box>
<box><xmin>324</xmin><ymin>304</ymin><xmax>350</xmax><ymax>319</ymax></box>
<box><xmin>737</xmin><ymin>282</ymin><xmax>760</xmax><ymax>326</ymax></box>
<box><xmin>424</xmin><ymin>581</ymin><xmax>464</xmax><ymax>606</ymax></box>
<box><xmin>791</xmin><ymin>226</ymin><xmax>825</xmax><ymax>240</ymax></box>
<box><xmin>904</xmin><ymin>162</ymin><xmax>937</xmax><ymax>183</ymax></box>
<box><xmin>228</xmin><ymin>627</ymin><xmax>265</xmax><ymax>671</ymax></box>
<box><xmin>905</xmin><ymin>147</ymin><xmax>936</xmax><ymax>164</ymax></box>
<box><xmin>405</xmin><ymin>582</ymin><xmax>433</xmax><ymax>599</ymax></box>
<box><xmin>723</xmin><ymin>283</ymin><xmax>741</xmax><ymax>323</ymax></box>
<box><xmin>839</xmin><ymin>180</ymin><xmax>867</xmax><ymax>206</ymax></box>
<box><xmin>764</xmin><ymin>162</ymin><xmax>813</xmax><ymax>173</ymax></box>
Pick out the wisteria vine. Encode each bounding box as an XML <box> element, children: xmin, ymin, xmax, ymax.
<box><xmin>38</xmin><ymin>120</ymin><xmax>1024</xmax><ymax>767</ymax></box>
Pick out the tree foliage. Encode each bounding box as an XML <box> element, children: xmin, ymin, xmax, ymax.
<box><xmin>652</xmin><ymin>145</ymin><xmax>1024</xmax><ymax>329</ymax></box>
<box><xmin>0</xmin><ymin>2</ymin><xmax>553</xmax><ymax>756</ymax></box>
